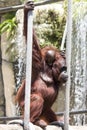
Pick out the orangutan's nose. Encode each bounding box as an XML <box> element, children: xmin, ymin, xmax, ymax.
<box><xmin>58</xmin><ymin>71</ymin><xmax>68</xmax><ymax>83</ymax></box>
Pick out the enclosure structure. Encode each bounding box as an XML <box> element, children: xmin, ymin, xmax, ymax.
<box><xmin>0</xmin><ymin>0</ymin><xmax>87</xmax><ymax>130</ymax></box>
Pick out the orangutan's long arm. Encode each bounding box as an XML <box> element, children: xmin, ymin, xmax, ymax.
<box><xmin>15</xmin><ymin>80</ymin><xmax>25</xmax><ymax>107</ymax></box>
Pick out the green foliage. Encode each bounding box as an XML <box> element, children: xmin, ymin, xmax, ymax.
<box><xmin>73</xmin><ymin>0</ymin><xmax>87</xmax><ymax>2</ymax></box>
<box><xmin>0</xmin><ymin>17</ymin><xmax>17</xmax><ymax>40</ymax></box>
<box><xmin>0</xmin><ymin>3</ymin><xmax>66</xmax><ymax>61</ymax></box>
<box><xmin>34</xmin><ymin>7</ymin><xmax>66</xmax><ymax>49</ymax></box>
<box><xmin>73</xmin><ymin>2</ymin><xmax>87</xmax><ymax>21</ymax></box>
<box><xmin>0</xmin><ymin>12</ymin><xmax>18</xmax><ymax>62</ymax></box>
<box><xmin>4</xmin><ymin>12</ymin><xmax>16</xmax><ymax>19</ymax></box>
<box><xmin>63</xmin><ymin>0</ymin><xmax>87</xmax><ymax>14</ymax></box>
<box><xmin>72</xmin><ymin>2</ymin><xmax>87</xmax><ymax>46</ymax></box>
<box><xmin>0</xmin><ymin>16</ymin><xmax>18</xmax><ymax>61</ymax></box>
<box><xmin>34</xmin><ymin>0</ymin><xmax>41</xmax><ymax>1</ymax></box>
<box><xmin>20</xmin><ymin>0</ymin><xmax>41</xmax><ymax>3</ymax></box>
<box><xmin>0</xmin><ymin>12</ymin><xmax>17</xmax><ymax>41</ymax></box>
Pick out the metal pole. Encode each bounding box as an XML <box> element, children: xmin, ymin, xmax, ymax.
<box><xmin>0</xmin><ymin>0</ymin><xmax>62</xmax><ymax>15</ymax></box>
<box><xmin>24</xmin><ymin>9</ymin><xmax>33</xmax><ymax>130</ymax></box>
<box><xmin>64</xmin><ymin>0</ymin><xmax>72</xmax><ymax>130</ymax></box>
<box><xmin>56</xmin><ymin>109</ymin><xmax>87</xmax><ymax>116</ymax></box>
<box><xmin>0</xmin><ymin>109</ymin><xmax>87</xmax><ymax>121</ymax></box>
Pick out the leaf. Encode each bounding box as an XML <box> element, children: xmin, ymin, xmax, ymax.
<box><xmin>0</xmin><ymin>23</ymin><xmax>9</xmax><ymax>34</ymax></box>
<box><xmin>0</xmin><ymin>17</ymin><xmax>17</xmax><ymax>41</ymax></box>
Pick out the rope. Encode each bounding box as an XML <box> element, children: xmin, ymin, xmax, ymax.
<box><xmin>64</xmin><ymin>0</ymin><xmax>72</xmax><ymax>130</ymax></box>
<box><xmin>60</xmin><ymin>23</ymin><xmax>67</xmax><ymax>51</ymax></box>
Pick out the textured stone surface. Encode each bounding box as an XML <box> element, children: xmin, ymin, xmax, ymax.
<box><xmin>0</xmin><ymin>0</ymin><xmax>21</xmax><ymax>8</ymax></box>
<box><xmin>2</xmin><ymin>61</ymin><xmax>16</xmax><ymax>117</ymax></box>
<box><xmin>69</xmin><ymin>125</ymin><xmax>87</xmax><ymax>130</ymax></box>
<box><xmin>0</xmin><ymin>124</ymin><xmax>61</xmax><ymax>130</ymax></box>
<box><xmin>0</xmin><ymin>124</ymin><xmax>23</xmax><ymax>130</ymax></box>
<box><xmin>46</xmin><ymin>125</ymin><xmax>62</xmax><ymax>130</ymax></box>
<box><xmin>0</xmin><ymin>124</ymin><xmax>87</xmax><ymax>130</ymax></box>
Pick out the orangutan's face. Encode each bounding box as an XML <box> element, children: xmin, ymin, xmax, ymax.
<box><xmin>52</xmin><ymin>51</ymin><xmax>68</xmax><ymax>83</ymax></box>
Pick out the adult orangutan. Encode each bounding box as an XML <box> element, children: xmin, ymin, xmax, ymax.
<box><xmin>16</xmin><ymin>1</ymin><xmax>68</xmax><ymax>129</ymax></box>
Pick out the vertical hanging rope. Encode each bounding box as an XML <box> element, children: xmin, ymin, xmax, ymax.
<box><xmin>60</xmin><ymin>23</ymin><xmax>67</xmax><ymax>50</ymax></box>
<box><xmin>24</xmin><ymin>4</ymin><xmax>33</xmax><ymax>130</ymax></box>
<box><xmin>64</xmin><ymin>0</ymin><xmax>72</xmax><ymax>130</ymax></box>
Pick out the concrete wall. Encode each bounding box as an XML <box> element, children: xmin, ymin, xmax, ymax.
<box><xmin>0</xmin><ymin>124</ymin><xmax>87</xmax><ymax>130</ymax></box>
<box><xmin>0</xmin><ymin>124</ymin><xmax>62</xmax><ymax>130</ymax></box>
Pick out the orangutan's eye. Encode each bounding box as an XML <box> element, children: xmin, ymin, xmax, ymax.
<box><xmin>60</xmin><ymin>66</ymin><xmax>67</xmax><ymax>72</ymax></box>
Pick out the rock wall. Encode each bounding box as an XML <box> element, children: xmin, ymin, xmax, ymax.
<box><xmin>0</xmin><ymin>0</ymin><xmax>22</xmax><ymax>120</ymax></box>
<box><xmin>0</xmin><ymin>0</ymin><xmax>21</xmax><ymax>8</ymax></box>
